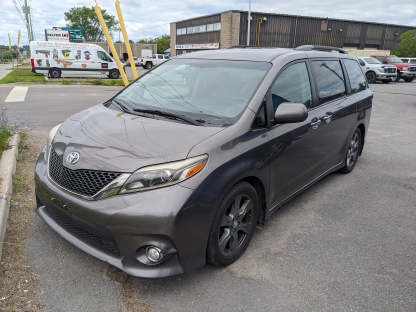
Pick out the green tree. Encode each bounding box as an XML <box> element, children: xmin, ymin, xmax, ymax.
<box><xmin>154</xmin><ymin>35</ymin><xmax>170</xmax><ymax>53</ymax></box>
<box><xmin>392</xmin><ymin>29</ymin><xmax>416</xmax><ymax>57</ymax></box>
<box><xmin>64</xmin><ymin>6</ymin><xmax>117</xmax><ymax>42</ymax></box>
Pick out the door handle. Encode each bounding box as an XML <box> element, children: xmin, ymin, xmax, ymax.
<box><xmin>323</xmin><ymin>112</ymin><xmax>333</xmax><ymax>123</ymax></box>
<box><xmin>311</xmin><ymin>118</ymin><xmax>321</xmax><ymax>130</ymax></box>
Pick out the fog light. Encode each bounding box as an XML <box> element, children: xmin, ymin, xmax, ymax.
<box><xmin>146</xmin><ymin>246</ymin><xmax>163</xmax><ymax>262</ymax></box>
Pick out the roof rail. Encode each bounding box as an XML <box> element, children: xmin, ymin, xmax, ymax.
<box><xmin>226</xmin><ymin>45</ymin><xmax>279</xmax><ymax>49</ymax></box>
<box><xmin>295</xmin><ymin>45</ymin><xmax>349</xmax><ymax>54</ymax></box>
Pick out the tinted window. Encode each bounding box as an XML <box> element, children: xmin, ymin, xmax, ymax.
<box><xmin>378</xmin><ymin>56</ymin><xmax>388</xmax><ymax>64</ymax></box>
<box><xmin>401</xmin><ymin>58</ymin><xmax>409</xmax><ymax>62</ymax></box>
<box><xmin>358</xmin><ymin>59</ymin><xmax>365</xmax><ymax>66</ymax></box>
<box><xmin>311</xmin><ymin>60</ymin><xmax>346</xmax><ymax>105</ymax></box>
<box><xmin>343</xmin><ymin>59</ymin><xmax>367</xmax><ymax>93</ymax></box>
<box><xmin>270</xmin><ymin>62</ymin><xmax>312</xmax><ymax>112</ymax></box>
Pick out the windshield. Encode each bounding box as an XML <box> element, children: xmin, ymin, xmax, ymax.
<box><xmin>114</xmin><ymin>59</ymin><xmax>271</xmax><ymax>126</ymax></box>
<box><xmin>387</xmin><ymin>56</ymin><xmax>404</xmax><ymax>63</ymax></box>
<box><xmin>363</xmin><ymin>57</ymin><xmax>381</xmax><ymax>64</ymax></box>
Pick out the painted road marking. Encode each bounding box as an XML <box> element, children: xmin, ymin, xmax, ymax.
<box><xmin>5</xmin><ymin>86</ymin><xmax>28</xmax><ymax>102</ymax></box>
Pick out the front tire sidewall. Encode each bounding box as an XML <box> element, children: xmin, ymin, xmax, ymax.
<box><xmin>49</xmin><ymin>68</ymin><xmax>61</xmax><ymax>79</ymax></box>
<box><xmin>109</xmin><ymin>70</ymin><xmax>119</xmax><ymax>79</ymax></box>
<box><xmin>145</xmin><ymin>62</ymin><xmax>152</xmax><ymax>69</ymax></box>
<box><xmin>340</xmin><ymin>128</ymin><xmax>362</xmax><ymax>174</ymax></box>
<box><xmin>207</xmin><ymin>182</ymin><xmax>259</xmax><ymax>267</ymax></box>
<box><xmin>366</xmin><ymin>72</ymin><xmax>376</xmax><ymax>83</ymax></box>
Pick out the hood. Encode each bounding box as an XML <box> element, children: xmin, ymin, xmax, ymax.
<box><xmin>393</xmin><ymin>63</ymin><xmax>414</xmax><ymax>68</ymax></box>
<box><xmin>51</xmin><ymin>104</ymin><xmax>224</xmax><ymax>172</ymax></box>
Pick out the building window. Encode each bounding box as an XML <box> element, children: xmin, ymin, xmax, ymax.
<box><xmin>214</xmin><ymin>23</ymin><xmax>221</xmax><ymax>30</ymax></box>
<box><xmin>207</xmin><ymin>24</ymin><xmax>214</xmax><ymax>31</ymax></box>
<box><xmin>198</xmin><ymin>25</ymin><xmax>206</xmax><ymax>32</ymax></box>
<box><xmin>177</xmin><ymin>28</ymin><xmax>186</xmax><ymax>35</ymax></box>
<box><xmin>187</xmin><ymin>27</ymin><xmax>194</xmax><ymax>34</ymax></box>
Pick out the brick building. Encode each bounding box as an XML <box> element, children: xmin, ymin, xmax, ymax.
<box><xmin>170</xmin><ymin>10</ymin><xmax>415</xmax><ymax>57</ymax></box>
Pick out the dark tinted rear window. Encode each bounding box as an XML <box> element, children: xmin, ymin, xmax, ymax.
<box><xmin>343</xmin><ymin>59</ymin><xmax>367</xmax><ymax>93</ymax></box>
<box><xmin>311</xmin><ymin>60</ymin><xmax>346</xmax><ymax>105</ymax></box>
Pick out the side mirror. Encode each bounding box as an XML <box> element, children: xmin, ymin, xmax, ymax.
<box><xmin>274</xmin><ymin>103</ymin><xmax>308</xmax><ymax>124</ymax></box>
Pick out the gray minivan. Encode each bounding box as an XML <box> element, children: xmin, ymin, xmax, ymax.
<box><xmin>35</xmin><ymin>45</ymin><xmax>372</xmax><ymax>278</ymax></box>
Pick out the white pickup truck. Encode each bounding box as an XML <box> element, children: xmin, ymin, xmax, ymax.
<box><xmin>139</xmin><ymin>54</ymin><xmax>169</xmax><ymax>69</ymax></box>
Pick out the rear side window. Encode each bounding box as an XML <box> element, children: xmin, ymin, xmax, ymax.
<box><xmin>311</xmin><ymin>60</ymin><xmax>346</xmax><ymax>105</ymax></box>
<box><xmin>343</xmin><ymin>59</ymin><xmax>367</xmax><ymax>93</ymax></box>
<box><xmin>270</xmin><ymin>62</ymin><xmax>312</xmax><ymax>112</ymax></box>
<box><xmin>401</xmin><ymin>58</ymin><xmax>409</xmax><ymax>62</ymax></box>
<box><xmin>377</xmin><ymin>56</ymin><xmax>388</xmax><ymax>64</ymax></box>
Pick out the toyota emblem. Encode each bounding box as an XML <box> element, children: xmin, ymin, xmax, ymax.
<box><xmin>66</xmin><ymin>152</ymin><xmax>80</xmax><ymax>164</ymax></box>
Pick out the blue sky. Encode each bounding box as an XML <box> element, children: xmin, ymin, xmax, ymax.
<box><xmin>1</xmin><ymin>0</ymin><xmax>415</xmax><ymax>46</ymax></box>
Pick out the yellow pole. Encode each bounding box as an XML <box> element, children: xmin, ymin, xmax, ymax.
<box><xmin>94</xmin><ymin>3</ymin><xmax>129</xmax><ymax>86</ymax></box>
<box><xmin>115</xmin><ymin>0</ymin><xmax>138</xmax><ymax>79</ymax></box>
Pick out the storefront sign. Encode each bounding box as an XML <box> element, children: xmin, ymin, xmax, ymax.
<box><xmin>45</xmin><ymin>30</ymin><xmax>69</xmax><ymax>42</ymax></box>
<box><xmin>175</xmin><ymin>43</ymin><xmax>219</xmax><ymax>50</ymax></box>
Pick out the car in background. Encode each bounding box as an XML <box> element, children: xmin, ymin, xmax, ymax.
<box><xmin>371</xmin><ymin>55</ymin><xmax>416</xmax><ymax>82</ymax></box>
<box><xmin>400</xmin><ymin>58</ymin><xmax>416</xmax><ymax>65</ymax></box>
<box><xmin>357</xmin><ymin>57</ymin><xmax>397</xmax><ymax>83</ymax></box>
<box><xmin>34</xmin><ymin>45</ymin><xmax>372</xmax><ymax>278</ymax></box>
<box><xmin>126</xmin><ymin>57</ymin><xmax>139</xmax><ymax>66</ymax></box>
<box><xmin>138</xmin><ymin>54</ymin><xmax>169</xmax><ymax>69</ymax></box>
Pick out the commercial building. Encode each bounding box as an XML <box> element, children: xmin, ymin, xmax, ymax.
<box><xmin>170</xmin><ymin>10</ymin><xmax>415</xmax><ymax>57</ymax></box>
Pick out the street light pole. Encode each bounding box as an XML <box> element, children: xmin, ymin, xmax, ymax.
<box><xmin>247</xmin><ymin>0</ymin><xmax>251</xmax><ymax>45</ymax></box>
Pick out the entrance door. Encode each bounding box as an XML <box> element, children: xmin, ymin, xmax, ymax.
<box><xmin>267</xmin><ymin>61</ymin><xmax>324</xmax><ymax>210</ymax></box>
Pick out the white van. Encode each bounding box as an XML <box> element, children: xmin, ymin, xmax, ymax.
<box><xmin>30</xmin><ymin>41</ymin><xmax>122</xmax><ymax>79</ymax></box>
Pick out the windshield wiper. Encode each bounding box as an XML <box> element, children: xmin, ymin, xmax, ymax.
<box><xmin>112</xmin><ymin>99</ymin><xmax>131</xmax><ymax>112</ymax></box>
<box><xmin>133</xmin><ymin>108</ymin><xmax>201</xmax><ymax>126</ymax></box>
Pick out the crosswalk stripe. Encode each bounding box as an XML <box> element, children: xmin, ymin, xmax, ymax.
<box><xmin>5</xmin><ymin>86</ymin><xmax>28</xmax><ymax>102</ymax></box>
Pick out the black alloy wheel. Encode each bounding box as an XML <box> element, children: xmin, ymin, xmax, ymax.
<box><xmin>340</xmin><ymin>128</ymin><xmax>361</xmax><ymax>174</ymax></box>
<box><xmin>109</xmin><ymin>69</ymin><xmax>119</xmax><ymax>79</ymax></box>
<box><xmin>207</xmin><ymin>182</ymin><xmax>258</xmax><ymax>267</ymax></box>
<box><xmin>366</xmin><ymin>72</ymin><xmax>376</xmax><ymax>83</ymax></box>
<box><xmin>49</xmin><ymin>68</ymin><xmax>61</xmax><ymax>79</ymax></box>
<box><xmin>394</xmin><ymin>72</ymin><xmax>401</xmax><ymax>82</ymax></box>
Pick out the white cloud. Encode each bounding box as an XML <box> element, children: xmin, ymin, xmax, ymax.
<box><xmin>1</xmin><ymin>0</ymin><xmax>415</xmax><ymax>46</ymax></box>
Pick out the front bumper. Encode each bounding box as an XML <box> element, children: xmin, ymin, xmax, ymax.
<box><xmin>400</xmin><ymin>70</ymin><xmax>416</xmax><ymax>78</ymax></box>
<box><xmin>34</xmin><ymin>148</ymin><xmax>218</xmax><ymax>278</ymax></box>
<box><xmin>376</xmin><ymin>73</ymin><xmax>396</xmax><ymax>80</ymax></box>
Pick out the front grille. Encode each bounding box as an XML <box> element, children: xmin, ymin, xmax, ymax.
<box><xmin>386</xmin><ymin>67</ymin><xmax>396</xmax><ymax>73</ymax></box>
<box><xmin>49</xmin><ymin>148</ymin><xmax>122</xmax><ymax>197</ymax></box>
<box><xmin>409</xmin><ymin>67</ymin><xmax>416</xmax><ymax>72</ymax></box>
<box><xmin>47</xmin><ymin>208</ymin><xmax>121</xmax><ymax>257</ymax></box>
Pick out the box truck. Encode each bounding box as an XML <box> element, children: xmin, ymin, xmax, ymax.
<box><xmin>30</xmin><ymin>41</ymin><xmax>123</xmax><ymax>79</ymax></box>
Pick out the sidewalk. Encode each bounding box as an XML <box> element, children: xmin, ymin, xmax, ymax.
<box><xmin>0</xmin><ymin>64</ymin><xmax>12</xmax><ymax>80</ymax></box>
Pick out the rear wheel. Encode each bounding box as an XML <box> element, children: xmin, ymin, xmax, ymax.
<box><xmin>207</xmin><ymin>182</ymin><xmax>258</xmax><ymax>267</ymax></box>
<box><xmin>145</xmin><ymin>62</ymin><xmax>152</xmax><ymax>69</ymax></box>
<box><xmin>339</xmin><ymin>128</ymin><xmax>361</xmax><ymax>174</ymax></box>
<box><xmin>366</xmin><ymin>71</ymin><xmax>376</xmax><ymax>83</ymax></box>
<box><xmin>49</xmin><ymin>68</ymin><xmax>61</xmax><ymax>79</ymax></box>
<box><xmin>404</xmin><ymin>78</ymin><xmax>414</xmax><ymax>82</ymax></box>
<box><xmin>393</xmin><ymin>72</ymin><xmax>401</xmax><ymax>82</ymax></box>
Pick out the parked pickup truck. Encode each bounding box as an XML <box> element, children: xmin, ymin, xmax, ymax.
<box><xmin>371</xmin><ymin>55</ymin><xmax>416</xmax><ymax>82</ymax></box>
<box><xmin>357</xmin><ymin>57</ymin><xmax>397</xmax><ymax>83</ymax></box>
<box><xmin>138</xmin><ymin>54</ymin><xmax>169</xmax><ymax>69</ymax></box>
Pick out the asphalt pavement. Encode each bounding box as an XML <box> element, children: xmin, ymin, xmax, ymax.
<box><xmin>0</xmin><ymin>81</ymin><xmax>415</xmax><ymax>311</ymax></box>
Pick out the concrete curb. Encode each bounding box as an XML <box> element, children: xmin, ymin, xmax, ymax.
<box><xmin>0</xmin><ymin>134</ymin><xmax>20</xmax><ymax>262</ymax></box>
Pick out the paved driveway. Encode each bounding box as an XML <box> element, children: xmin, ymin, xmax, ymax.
<box><xmin>1</xmin><ymin>81</ymin><xmax>415</xmax><ymax>311</ymax></box>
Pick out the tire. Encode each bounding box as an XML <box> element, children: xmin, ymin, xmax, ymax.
<box><xmin>366</xmin><ymin>71</ymin><xmax>376</xmax><ymax>83</ymax></box>
<box><xmin>49</xmin><ymin>68</ymin><xmax>61</xmax><ymax>79</ymax></box>
<box><xmin>145</xmin><ymin>62</ymin><xmax>152</xmax><ymax>69</ymax></box>
<box><xmin>339</xmin><ymin>128</ymin><xmax>362</xmax><ymax>174</ymax></box>
<box><xmin>109</xmin><ymin>69</ymin><xmax>119</xmax><ymax>79</ymax></box>
<box><xmin>404</xmin><ymin>78</ymin><xmax>414</xmax><ymax>82</ymax></box>
<box><xmin>207</xmin><ymin>181</ymin><xmax>259</xmax><ymax>267</ymax></box>
<box><xmin>393</xmin><ymin>72</ymin><xmax>401</xmax><ymax>82</ymax></box>
<box><xmin>381</xmin><ymin>80</ymin><xmax>390</xmax><ymax>83</ymax></box>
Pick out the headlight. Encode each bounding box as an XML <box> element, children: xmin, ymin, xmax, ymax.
<box><xmin>119</xmin><ymin>154</ymin><xmax>208</xmax><ymax>194</ymax></box>
<box><xmin>46</xmin><ymin>124</ymin><xmax>62</xmax><ymax>160</ymax></box>
<box><xmin>377</xmin><ymin>67</ymin><xmax>384</xmax><ymax>73</ymax></box>
<box><xmin>402</xmin><ymin>67</ymin><xmax>408</xmax><ymax>71</ymax></box>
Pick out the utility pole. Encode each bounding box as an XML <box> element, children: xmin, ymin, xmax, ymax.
<box><xmin>23</xmin><ymin>0</ymin><xmax>34</xmax><ymax>42</ymax></box>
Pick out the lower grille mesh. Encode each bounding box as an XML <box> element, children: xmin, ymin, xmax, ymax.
<box><xmin>47</xmin><ymin>208</ymin><xmax>121</xmax><ymax>258</ymax></box>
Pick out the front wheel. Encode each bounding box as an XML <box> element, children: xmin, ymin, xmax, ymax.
<box><xmin>366</xmin><ymin>72</ymin><xmax>376</xmax><ymax>83</ymax></box>
<box><xmin>49</xmin><ymin>68</ymin><xmax>61</xmax><ymax>79</ymax></box>
<box><xmin>207</xmin><ymin>182</ymin><xmax>258</xmax><ymax>267</ymax></box>
<box><xmin>109</xmin><ymin>69</ymin><xmax>119</xmax><ymax>79</ymax></box>
<box><xmin>339</xmin><ymin>128</ymin><xmax>362</xmax><ymax>174</ymax></box>
<box><xmin>404</xmin><ymin>78</ymin><xmax>414</xmax><ymax>82</ymax></box>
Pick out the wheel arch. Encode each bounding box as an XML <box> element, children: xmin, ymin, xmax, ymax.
<box><xmin>240</xmin><ymin>176</ymin><xmax>267</xmax><ymax>228</ymax></box>
<box><xmin>357</xmin><ymin>123</ymin><xmax>365</xmax><ymax>156</ymax></box>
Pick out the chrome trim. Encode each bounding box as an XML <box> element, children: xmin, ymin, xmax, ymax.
<box><xmin>46</xmin><ymin>147</ymin><xmax>130</xmax><ymax>201</ymax></box>
<box><xmin>269</xmin><ymin>161</ymin><xmax>343</xmax><ymax>211</ymax></box>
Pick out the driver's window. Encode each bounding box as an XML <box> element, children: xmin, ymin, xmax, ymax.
<box><xmin>97</xmin><ymin>51</ymin><xmax>112</xmax><ymax>62</ymax></box>
<box><xmin>270</xmin><ymin>62</ymin><xmax>312</xmax><ymax>113</ymax></box>
<box><xmin>378</xmin><ymin>56</ymin><xmax>387</xmax><ymax>64</ymax></box>
<box><xmin>359</xmin><ymin>59</ymin><xmax>365</xmax><ymax>66</ymax></box>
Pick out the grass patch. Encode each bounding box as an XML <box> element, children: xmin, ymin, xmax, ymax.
<box><xmin>12</xmin><ymin>173</ymin><xmax>26</xmax><ymax>193</ymax></box>
<box><xmin>102</xmin><ymin>79</ymin><xmax>126</xmax><ymax>86</ymax></box>
<box><xmin>0</xmin><ymin>68</ymin><xmax>45</xmax><ymax>84</ymax></box>
<box><xmin>60</xmin><ymin>78</ymin><xmax>72</xmax><ymax>85</ymax></box>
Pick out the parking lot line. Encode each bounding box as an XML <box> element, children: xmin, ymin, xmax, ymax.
<box><xmin>5</xmin><ymin>86</ymin><xmax>28</xmax><ymax>102</ymax></box>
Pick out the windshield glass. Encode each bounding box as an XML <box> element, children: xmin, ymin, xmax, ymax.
<box><xmin>114</xmin><ymin>59</ymin><xmax>271</xmax><ymax>126</ymax></box>
<box><xmin>364</xmin><ymin>57</ymin><xmax>381</xmax><ymax>64</ymax></box>
<box><xmin>387</xmin><ymin>56</ymin><xmax>403</xmax><ymax>63</ymax></box>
